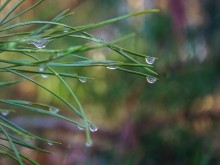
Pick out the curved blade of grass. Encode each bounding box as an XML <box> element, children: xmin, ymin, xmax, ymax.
<box><xmin>0</xmin><ymin>0</ymin><xmax>25</xmax><ymax>24</ymax></box>
<box><xmin>0</xmin><ymin>149</ymin><xmax>19</xmax><ymax>163</ymax></box>
<box><xmin>0</xmin><ymin>136</ymin><xmax>51</xmax><ymax>153</ymax></box>
<box><xmin>0</xmin><ymin>125</ymin><xmax>24</xmax><ymax>165</ymax></box>
<box><xmin>23</xmin><ymin>52</ymin><xmax>92</xmax><ymax>145</ymax></box>
<box><xmin>5</xmin><ymin>68</ymin><xmax>93</xmax><ymax>80</ymax></box>
<box><xmin>2</xmin><ymin>68</ymin><xmax>82</xmax><ymax>117</ymax></box>
<box><xmin>0</xmin><ymin>143</ymin><xmax>40</xmax><ymax>165</ymax></box>
<box><xmin>0</xmin><ymin>75</ymin><xmax>38</xmax><ymax>88</ymax></box>
<box><xmin>0</xmin><ymin>121</ymin><xmax>34</xmax><ymax>139</ymax></box>
<box><xmin>0</xmin><ymin>32</ymin><xmax>30</xmax><ymax>38</ymax></box>
<box><xmin>29</xmin><ymin>9</ymin><xmax>71</xmax><ymax>36</ymax></box>
<box><xmin>2</xmin><ymin>0</ymin><xmax>45</xmax><ymax>25</ymax></box>
<box><xmin>0</xmin><ymin>116</ymin><xmax>59</xmax><ymax>144</ymax></box>
<box><xmin>47</xmin><ymin>9</ymin><xmax>159</xmax><ymax>40</ymax></box>
<box><xmin>117</xmin><ymin>67</ymin><xmax>158</xmax><ymax>80</ymax></box>
<box><xmin>0</xmin><ymin>20</ymin><xmax>73</xmax><ymax>33</ymax></box>
<box><xmin>0</xmin><ymin>0</ymin><xmax>11</xmax><ymax>13</ymax></box>
<box><xmin>0</xmin><ymin>99</ymin><xmax>83</xmax><ymax>128</ymax></box>
<box><xmin>68</xmin><ymin>33</ymin><xmax>157</xmax><ymax>75</ymax></box>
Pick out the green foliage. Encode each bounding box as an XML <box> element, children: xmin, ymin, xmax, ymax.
<box><xmin>0</xmin><ymin>1</ymin><xmax>158</xmax><ymax>164</ymax></box>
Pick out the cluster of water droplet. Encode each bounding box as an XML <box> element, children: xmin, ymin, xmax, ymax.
<box><xmin>28</xmin><ymin>39</ymin><xmax>49</xmax><ymax>49</ymax></box>
<box><xmin>77</xmin><ymin>123</ymin><xmax>98</xmax><ymax>132</ymax></box>
<box><xmin>145</xmin><ymin>56</ymin><xmax>157</xmax><ymax>84</ymax></box>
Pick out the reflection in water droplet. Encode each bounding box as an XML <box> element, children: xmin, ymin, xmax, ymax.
<box><xmin>146</xmin><ymin>76</ymin><xmax>156</xmax><ymax>84</ymax></box>
<box><xmin>106</xmin><ymin>66</ymin><xmax>117</xmax><ymax>70</ymax></box>
<box><xmin>90</xmin><ymin>124</ymin><xmax>98</xmax><ymax>132</ymax></box>
<box><xmin>85</xmin><ymin>140</ymin><xmax>93</xmax><ymax>147</ymax></box>
<box><xmin>56</xmin><ymin>52</ymin><xmax>61</xmax><ymax>57</ymax></box>
<box><xmin>1</xmin><ymin>110</ymin><xmax>9</xmax><ymax>116</ymax></box>
<box><xmin>39</xmin><ymin>66</ymin><xmax>48</xmax><ymax>78</ymax></box>
<box><xmin>79</xmin><ymin>78</ymin><xmax>87</xmax><ymax>83</ymax></box>
<box><xmin>145</xmin><ymin>57</ymin><xmax>156</xmax><ymax>65</ymax></box>
<box><xmin>24</xmin><ymin>138</ymin><xmax>35</xmax><ymax>145</ymax></box>
<box><xmin>63</xmin><ymin>29</ymin><xmax>69</xmax><ymax>33</ymax></box>
<box><xmin>49</xmin><ymin>106</ymin><xmax>60</xmax><ymax>114</ymax></box>
<box><xmin>77</xmin><ymin>125</ymin><xmax>85</xmax><ymax>131</ymax></box>
<box><xmin>47</xmin><ymin>142</ymin><xmax>53</xmax><ymax>146</ymax></box>
<box><xmin>28</xmin><ymin>39</ymin><xmax>49</xmax><ymax>49</ymax></box>
<box><xmin>41</xmin><ymin>74</ymin><xmax>48</xmax><ymax>78</ymax></box>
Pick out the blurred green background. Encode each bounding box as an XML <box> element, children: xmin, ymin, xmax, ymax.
<box><xmin>1</xmin><ymin>0</ymin><xmax>220</xmax><ymax>164</ymax></box>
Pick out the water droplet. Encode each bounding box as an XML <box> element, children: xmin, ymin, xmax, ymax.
<box><xmin>24</xmin><ymin>138</ymin><xmax>35</xmax><ymax>145</ymax></box>
<box><xmin>79</xmin><ymin>78</ymin><xmax>87</xmax><ymax>83</ymax></box>
<box><xmin>63</xmin><ymin>29</ymin><xmax>69</xmax><ymax>33</ymax></box>
<box><xmin>77</xmin><ymin>125</ymin><xmax>85</xmax><ymax>131</ymax></box>
<box><xmin>49</xmin><ymin>106</ymin><xmax>60</xmax><ymax>114</ymax></box>
<box><xmin>106</xmin><ymin>66</ymin><xmax>117</xmax><ymax>70</ymax></box>
<box><xmin>47</xmin><ymin>142</ymin><xmax>53</xmax><ymax>146</ymax></box>
<box><xmin>145</xmin><ymin>56</ymin><xmax>156</xmax><ymax>65</ymax></box>
<box><xmin>39</xmin><ymin>65</ymin><xmax>48</xmax><ymax>78</ymax></box>
<box><xmin>1</xmin><ymin>110</ymin><xmax>9</xmax><ymax>116</ymax></box>
<box><xmin>56</xmin><ymin>52</ymin><xmax>61</xmax><ymax>57</ymax></box>
<box><xmin>85</xmin><ymin>140</ymin><xmax>93</xmax><ymax>147</ymax></box>
<box><xmin>41</xmin><ymin>74</ymin><xmax>48</xmax><ymax>78</ymax></box>
<box><xmin>146</xmin><ymin>76</ymin><xmax>156</xmax><ymax>84</ymax></box>
<box><xmin>89</xmin><ymin>124</ymin><xmax>98</xmax><ymax>132</ymax></box>
<box><xmin>28</xmin><ymin>39</ymin><xmax>49</xmax><ymax>49</ymax></box>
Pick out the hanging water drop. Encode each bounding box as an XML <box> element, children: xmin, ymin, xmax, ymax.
<box><xmin>106</xmin><ymin>66</ymin><xmax>117</xmax><ymax>70</ymax></box>
<box><xmin>77</xmin><ymin>125</ymin><xmax>85</xmax><ymax>131</ymax></box>
<box><xmin>1</xmin><ymin>110</ymin><xmax>9</xmax><ymax>116</ymax></box>
<box><xmin>49</xmin><ymin>106</ymin><xmax>60</xmax><ymax>114</ymax></box>
<box><xmin>79</xmin><ymin>78</ymin><xmax>87</xmax><ymax>83</ymax></box>
<box><xmin>145</xmin><ymin>56</ymin><xmax>156</xmax><ymax>65</ymax></box>
<box><xmin>47</xmin><ymin>142</ymin><xmax>53</xmax><ymax>146</ymax></box>
<box><xmin>85</xmin><ymin>140</ymin><xmax>93</xmax><ymax>147</ymax></box>
<box><xmin>56</xmin><ymin>52</ymin><xmax>61</xmax><ymax>57</ymax></box>
<box><xmin>39</xmin><ymin>65</ymin><xmax>48</xmax><ymax>78</ymax></box>
<box><xmin>63</xmin><ymin>29</ymin><xmax>69</xmax><ymax>33</ymax></box>
<box><xmin>41</xmin><ymin>74</ymin><xmax>48</xmax><ymax>78</ymax></box>
<box><xmin>146</xmin><ymin>76</ymin><xmax>156</xmax><ymax>84</ymax></box>
<box><xmin>89</xmin><ymin>124</ymin><xmax>98</xmax><ymax>132</ymax></box>
<box><xmin>28</xmin><ymin>39</ymin><xmax>49</xmax><ymax>49</ymax></box>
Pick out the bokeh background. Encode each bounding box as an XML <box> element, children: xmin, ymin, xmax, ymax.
<box><xmin>1</xmin><ymin>0</ymin><xmax>220</xmax><ymax>164</ymax></box>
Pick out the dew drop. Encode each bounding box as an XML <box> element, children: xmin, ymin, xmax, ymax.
<box><xmin>41</xmin><ymin>74</ymin><xmax>48</xmax><ymax>78</ymax></box>
<box><xmin>77</xmin><ymin>125</ymin><xmax>85</xmax><ymax>131</ymax></box>
<box><xmin>39</xmin><ymin>66</ymin><xmax>48</xmax><ymax>78</ymax></box>
<box><xmin>146</xmin><ymin>76</ymin><xmax>156</xmax><ymax>84</ymax></box>
<box><xmin>56</xmin><ymin>52</ymin><xmax>61</xmax><ymax>57</ymax></box>
<box><xmin>106</xmin><ymin>66</ymin><xmax>117</xmax><ymax>70</ymax></box>
<box><xmin>85</xmin><ymin>140</ymin><xmax>93</xmax><ymax>147</ymax></box>
<box><xmin>89</xmin><ymin>124</ymin><xmax>98</xmax><ymax>132</ymax></box>
<box><xmin>24</xmin><ymin>138</ymin><xmax>35</xmax><ymax>145</ymax></box>
<box><xmin>145</xmin><ymin>56</ymin><xmax>156</xmax><ymax>65</ymax></box>
<box><xmin>1</xmin><ymin>110</ymin><xmax>9</xmax><ymax>116</ymax></box>
<box><xmin>28</xmin><ymin>39</ymin><xmax>49</xmax><ymax>49</ymax></box>
<box><xmin>63</xmin><ymin>29</ymin><xmax>69</xmax><ymax>33</ymax></box>
<box><xmin>79</xmin><ymin>78</ymin><xmax>87</xmax><ymax>83</ymax></box>
<box><xmin>39</xmin><ymin>66</ymin><xmax>45</xmax><ymax>72</ymax></box>
<box><xmin>49</xmin><ymin>106</ymin><xmax>60</xmax><ymax>114</ymax></box>
<box><xmin>47</xmin><ymin>142</ymin><xmax>53</xmax><ymax>146</ymax></box>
